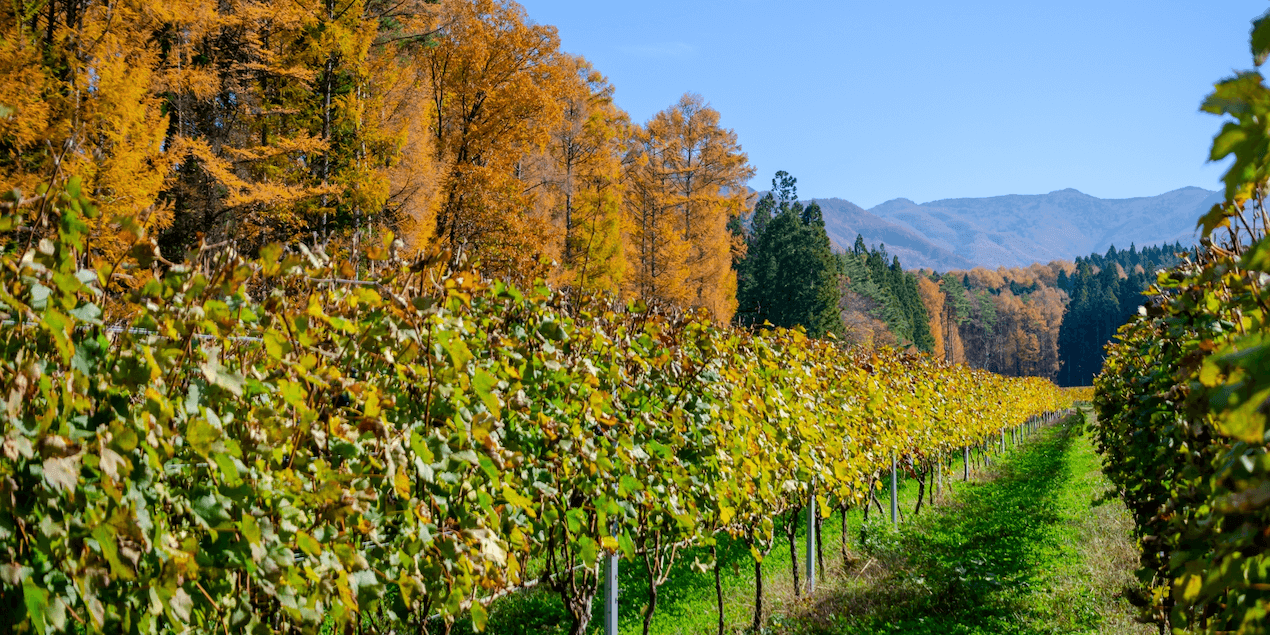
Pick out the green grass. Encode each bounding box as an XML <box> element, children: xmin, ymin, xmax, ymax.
<box><xmin>452</xmin><ymin>439</ymin><xmax>997</xmax><ymax>635</ymax></box>
<box><xmin>788</xmin><ymin>412</ymin><xmax>1150</xmax><ymax>635</ymax></box>
<box><xmin>449</xmin><ymin>415</ymin><xmax>1146</xmax><ymax>635</ymax></box>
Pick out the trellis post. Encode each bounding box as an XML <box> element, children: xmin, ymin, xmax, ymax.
<box><xmin>890</xmin><ymin>453</ymin><xmax>899</xmax><ymax>525</ymax></box>
<box><xmin>806</xmin><ymin>494</ymin><xmax>816</xmax><ymax>593</ymax></box>
<box><xmin>604</xmin><ymin>535</ymin><xmax>619</xmax><ymax>634</ymax></box>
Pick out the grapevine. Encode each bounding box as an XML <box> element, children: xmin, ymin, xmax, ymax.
<box><xmin>0</xmin><ymin>182</ymin><xmax>1071</xmax><ymax>634</ymax></box>
<box><xmin>1090</xmin><ymin>9</ymin><xmax>1270</xmax><ymax>633</ymax></box>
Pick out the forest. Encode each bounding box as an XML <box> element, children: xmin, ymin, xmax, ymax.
<box><xmin>926</xmin><ymin>243</ymin><xmax>1184</xmax><ymax>386</ymax></box>
<box><xmin>1</xmin><ymin>0</ymin><xmax>751</xmax><ymax>320</ymax></box>
<box><xmin>0</xmin><ymin>0</ymin><xmax>1187</xmax><ymax>378</ymax></box>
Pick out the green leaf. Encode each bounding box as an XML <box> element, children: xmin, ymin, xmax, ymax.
<box><xmin>470</xmin><ymin>602</ymin><xmax>489</xmax><ymax>631</ymax></box>
<box><xmin>296</xmin><ymin>530</ymin><xmax>322</xmax><ymax>556</ymax></box>
<box><xmin>190</xmin><ymin>491</ymin><xmax>233</xmax><ymax>528</ymax></box>
<box><xmin>437</xmin><ymin>331</ymin><xmax>472</xmax><ymax>370</ymax></box>
<box><xmin>1254</xmin><ymin>9</ymin><xmax>1270</xmax><ymax>66</ymax></box>
<box><xmin>241</xmin><ymin>514</ymin><xmax>262</xmax><ymax>545</ymax></box>
<box><xmin>576</xmin><ymin>535</ymin><xmax>599</xmax><ymax>565</ymax></box>
<box><xmin>213</xmin><ymin>452</ymin><xmax>241</xmax><ymax>484</ymax></box>
<box><xmin>1197</xmin><ymin>203</ymin><xmax>1233</xmax><ymax>238</ymax></box>
<box><xmin>68</xmin><ymin>302</ymin><xmax>102</xmax><ymax>325</ymax></box>
<box><xmin>93</xmin><ymin>524</ymin><xmax>134</xmax><ymax>580</ymax></box>
<box><xmin>263</xmin><ymin>329</ymin><xmax>289</xmax><ymax>360</ymax></box>
<box><xmin>187</xmin><ymin>419</ymin><xmax>219</xmax><ymax>457</ymax></box>
<box><xmin>501</xmin><ymin>486</ymin><xmax>536</xmax><ymax>518</ymax></box>
<box><xmin>200</xmin><ymin>355</ymin><xmax>244</xmax><ymax>397</ymax></box>
<box><xmin>565</xmin><ymin>508</ymin><xmax>584</xmax><ymax>534</ymax></box>
<box><xmin>472</xmin><ymin>369</ymin><xmax>501</xmax><ymax>418</ymax></box>
<box><xmin>22</xmin><ymin>577</ymin><xmax>48</xmax><ymax>634</ymax></box>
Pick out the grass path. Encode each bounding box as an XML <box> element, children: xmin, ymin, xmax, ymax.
<box><xmin>786</xmin><ymin>411</ymin><xmax>1149</xmax><ymax>635</ymax></box>
<box><xmin>457</xmin><ymin>411</ymin><xmax>1148</xmax><ymax>634</ymax></box>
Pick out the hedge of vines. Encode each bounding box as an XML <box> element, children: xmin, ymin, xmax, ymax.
<box><xmin>0</xmin><ymin>183</ymin><xmax>1071</xmax><ymax>634</ymax></box>
<box><xmin>1091</xmin><ymin>12</ymin><xmax>1270</xmax><ymax>633</ymax></box>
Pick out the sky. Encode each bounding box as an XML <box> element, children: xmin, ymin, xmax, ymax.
<box><xmin>516</xmin><ymin>1</ymin><xmax>1267</xmax><ymax>209</ymax></box>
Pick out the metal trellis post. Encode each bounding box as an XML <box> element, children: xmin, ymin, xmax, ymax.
<box><xmin>604</xmin><ymin>548</ymin><xmax>619</xmax><ymax>635</ymax></box>
<box><xmin>890</xmin><ymin>453</ymin><xmax>899</xmax><ymax>525</ymax></box>
<box><xmin>806</xmin><ymin>494</ymin><xmax>816</xmax><ymax>593</ymax></box>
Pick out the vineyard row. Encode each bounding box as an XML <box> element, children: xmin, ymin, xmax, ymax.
<box><xmin>0</xmin><ymin>185</ymin><xmax>1074</xmax><ymax>634</ymax></box>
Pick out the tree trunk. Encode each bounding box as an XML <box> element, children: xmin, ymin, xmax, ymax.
<box><xmin>752</xmin><ymin>557</ymin><xmax>764</xmax><ymax>632</ymax></box>
<box><xmin>567</xmin><ymin>595</ymin><xmax>595</xmax><ymax>635</ymax></box>
<box><xmin>914</xmin><ymin>463</ymin><xmax>927</xmax><ymax>516</ymax></box>
<box><xmin>840</xmin><ymin>505</ymin><xmax>849</xmax><ymax>561</ymax></box>
<box><xmin>816</xmin><ymin>511</ymin><xmax>825</xmax><ymax>575</ymax></box>
<box><xmin>871</xmin><ymin>488</ymin><xmax>886</xmax><ymax>516</ymax></box>
<box><xmin>642</xmin><ymin>571</ymin><xmax>658</xmax><ymax>635</ymax></box>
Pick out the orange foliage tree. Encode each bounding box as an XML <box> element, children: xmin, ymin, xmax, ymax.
<box><xmin>623</xmin><ymin>94</ymin><xmax>752</xmax><ymax>321</ymax></box>
<box><xmin>1</xmin><ymin>0</ymin><xmax>753</xmax><ymax>317</ymax></box>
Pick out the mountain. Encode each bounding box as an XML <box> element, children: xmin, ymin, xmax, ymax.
<box><xmin>810</xmin><ymin>187</ymin><xmax>1219</xmax><ymax>271</ymax></box>
<box><xmin>813</xmin><ymin>198</ymin><xmax>975</xmax><ymax>271</ymax></box>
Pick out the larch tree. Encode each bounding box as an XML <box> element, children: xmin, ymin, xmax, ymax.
<box><xmin>623</xmin><ymin>122</ymin><xmax>692</xmax><ymax>308</ymax></box>
<box><xmin>421</xmin><ymin>0</ymin><xmax>568</xmax><ymax>277</ymax></box>
<box><xmin>533</xmin><ymin>57</ymin><xmax>630</xmax><ymax>293</ymax></box>
<box><xmin>155</xmin><ymin>0</ymin><xmax>439</xmax><ymax>258</ymax></box>
<box><xmin>0</xmin><ymin>0</ymin><xmax>174</xmax><ymax>262</ymax></box>
<box><xmin>632</xmin><ymin>94</ymin><xmax>752</xmax><ymax>321</ymax></box>
<box><xmin>916</xmin><ymin>276</ymin><xmax>947</xmax><ymax>360</ymax></box>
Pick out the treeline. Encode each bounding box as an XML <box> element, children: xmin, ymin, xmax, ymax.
<box><xmin>1055</xmin><ymin>243</ymin><xmax>1185</xmax><ymax>386</ymax></box>
<box><xmin>898</xmin><ymin>242</ymin><xmax>1183</xmax><ymax>384</ymax></box>
<box><xmin>725</xmin><ymin>173</ymin><xmax>1186</xmax><ymax>384</ymax></box>
<box><xmin>838</xmin><ymin>238</ymin><xmax>935</xmax><ymax>351</ymax></box>
<box><xmin>0</xmin><ymin>0</ymin><xmax>751</xmax><ymax>320</ymax></box>
<box><xmin>919</xmin><ymin>263</ymin><xmax>1068</xmax><ymax>380</ymax></box>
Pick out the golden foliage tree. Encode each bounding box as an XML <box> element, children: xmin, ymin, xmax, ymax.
<box><xmin>1</xmin><ymin>0</ymin><xmax>752</xmax><ymax>316</ymax></box>
<box><xmin>420</xmin><ymin>0</ymin><xmax>568</xmax><ymax>276</ymax></box>
<box><xmin>916</xmin><ymin>276</ymin><xmax>947</xmax><ymax>360</ymax></box>
<box><xmin>624</xmin><ymin>94</ymin><xmax>752</xmax><ymax>320</ymax></box>
<box><xmin>529</xmin><ymin>57</ymin><xmax>630</xmax><ymax>293</ymax></box>
<box><xmin>1</xmin><ymin>0</ymin><xmax>172</xmax><ymax>261</ymax></box>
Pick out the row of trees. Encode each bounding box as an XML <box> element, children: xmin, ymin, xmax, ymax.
<box><xmin>0</xmin><ymin>0</ymin><xmax>752</xmax><ymax>319</ymax></box>
<box><xmin>908</xmin><ymin>242</ymin><xmax>1184</xmax><ymax>384</ymax></box>
<box><xmin>922</xmin><ymin>264</ymin><xmax>1070</xmax><ymax>380</ymax></box>
<box><xmin>1055</xmin><ymin>243</ymin><xmax>1185</xmax><ymax>385</ymax></box>
<box><xmin>0</xmin><ymin>0</ymin><xmax>1191</xmax><ymax>376</ymax></box>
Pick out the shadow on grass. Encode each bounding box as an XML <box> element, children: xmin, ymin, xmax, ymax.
<box><xmin>797</xmin><ymin>424</ymin><xmax>1084</xmax><ymax>635</ymax></box>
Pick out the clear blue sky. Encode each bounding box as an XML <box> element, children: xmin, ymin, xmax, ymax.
<box><xmin>517</xmin><ymin>1</ymin><xmax>1266</xmax><ymax>208</ymax></box>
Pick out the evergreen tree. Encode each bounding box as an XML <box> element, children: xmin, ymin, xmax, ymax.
<box><xmin>1055</xmin><ymin>242</ymin><xmax>1185</xmax><ymax>385</ymax></box>
<box><xmin>835</xmin><ymin>243</ymin><xmax>934</xmax><ymax>352</ymax></box>
<box><xmin>733</xmin><ymin>172</ymin><xmax>842</xmax><ymax>337</ymax></box>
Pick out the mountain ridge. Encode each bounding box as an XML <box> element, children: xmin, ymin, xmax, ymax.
<box><xmin>805</xmin><ymin>186</ymin><xmax>1217</xmax><ymax>271</ymax></box>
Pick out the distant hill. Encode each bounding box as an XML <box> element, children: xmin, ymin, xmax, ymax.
<box><xmin>809</xmin><ymin>187</ymin><xmax>1219</xmax><ymax>270</ymax></box>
